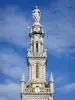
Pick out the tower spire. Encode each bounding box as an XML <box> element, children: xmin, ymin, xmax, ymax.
<box><xmin>20</xmin><ymin>6</ymin><xmax>55</xmax><ymax>100</ymax></box>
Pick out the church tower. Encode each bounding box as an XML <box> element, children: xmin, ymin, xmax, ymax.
<box><xmin>20</xmin><ymin>6</ymin><xmax>54</xmax><ymax>100</ymax></box>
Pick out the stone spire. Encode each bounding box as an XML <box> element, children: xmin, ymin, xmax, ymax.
<box><xmin>49</xmin><ymin>72</ymin><xmax>54</xmax><ymax>95</ymax></box>
<box><xmin>20</xmin><ymin>73</ymin><xmax>26</xmax><ymax>93</ymax></box>
<box><xmin>50</xmin><ymin>72</ymin><xmax>54</xmax><ymax>82</ymax></box>
<box><xmin>21</xmin><ymin>72</ymin><xmax>25</xmax><ymax>82</ymax></box>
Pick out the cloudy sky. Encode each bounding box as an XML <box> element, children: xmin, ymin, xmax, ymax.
<box><xmin>0</xmin><ymin>0</ymin><xmax>75</xmax><ymax>100</ymax></box>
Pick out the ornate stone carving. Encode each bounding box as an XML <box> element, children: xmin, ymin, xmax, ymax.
<box><xmin>32</xmin><ymin>6</ymin><xmax>41</xmax><ymax>23</ymax></box>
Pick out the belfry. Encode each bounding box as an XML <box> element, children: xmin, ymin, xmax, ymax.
<box><xmin>20</xmin><ymin>6</ymin><xmax>54</xmax><ymax>100</ymax></box>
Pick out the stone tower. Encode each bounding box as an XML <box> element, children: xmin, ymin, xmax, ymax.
<box><xmin>20</xmin><ymin>6</ymin><xmax>54</xmax><ymax>100</ymax></box>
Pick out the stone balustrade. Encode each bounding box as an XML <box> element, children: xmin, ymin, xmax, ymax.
<box><xmin>24</xmin><ymin>88</ymin><xmax>50</xmax><ymax>93</ymax></box>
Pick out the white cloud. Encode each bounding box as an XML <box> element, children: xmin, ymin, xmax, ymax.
<box><xmin>44</xmin><ymin>18</ymin><xmax>75</xmax><ymax>54</ymax></box>
<box><xmin>0</xmin><ymin>50</ymin><xmax>28</xmax><ymax>81</ymax></box>
<box><xmin>56</xmin><ymin>82</ymin><xmax>75</xmax><ymax>93</ymax></box>
<box><xmin>41</xmin><ymin>1</ymin><xmax>75</xmax><ymax>56</ymax></box>
<box><xmin>0</xmin><ymin>6</ymin><xmax>30</xmax><ymax>48</ymax></box>
<box><xmin>0</xmin><ymin>5</ymin><xmax>75</xmax><ymax>56</ymax></box>
<box><xmin>0</xmin><ymin>97</ymin><xmax>8</xmax><ymax>100</ymax></box>
<box><xmin>0</xmin><ymin>81</ymin><xmax>20</xmax><ymax>93</ymax></box>
<box><xmin>0</xmin><ymin>80</ymin><xmax>20</xmax><ymax>100</ymax></box>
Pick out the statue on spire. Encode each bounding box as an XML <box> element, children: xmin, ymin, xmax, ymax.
<box><xmin>32</xmin><ymin>6</ymin><xmax>41</xmax><ymax>23</ymax></box>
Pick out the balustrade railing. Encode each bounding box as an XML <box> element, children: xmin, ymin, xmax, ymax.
<box><xmin>24</xmin><ymin>88</ymin><xmax>50</xmax><ymax>93</ymax></box>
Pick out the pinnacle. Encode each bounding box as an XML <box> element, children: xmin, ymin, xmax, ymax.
<box><xmin>50</xmin><ymin>72</ymin><xmax>54</xmax><ymax>82</ymax></box>
<box><xmin>21</xmin><ymin>72</ymin><xmax>25</xmax><ymax>82</ymax></box>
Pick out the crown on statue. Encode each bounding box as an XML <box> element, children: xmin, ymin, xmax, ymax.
<box><xmin>34</xmin><ymin>6</ymin><xmax>38</xmax><ymax>9</ymax></box>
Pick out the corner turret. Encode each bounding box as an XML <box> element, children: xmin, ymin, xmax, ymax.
<box><xmin>49</xmin><ymin>72</ymin><xmax>54</xmax><ymax>97</ymax></box>
<box><xmin>20</xmin><ymin>73</ymin><xmax>26</xmax><ymax>93</ymax></box>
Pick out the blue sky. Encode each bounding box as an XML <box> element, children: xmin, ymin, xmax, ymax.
<box><xmin>0</xmin><ymin>0</ymin><xmax>75</xmax><ymax>100</ymax></box>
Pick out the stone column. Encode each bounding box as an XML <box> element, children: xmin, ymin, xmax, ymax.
<box><xmin>49</xmin><ymin>97</ymin><xmax>53</xmax><ymax>100</ymax></box>
<box><xmin>38</xmin><ymin>42</ymin><xmax>40</xmax><ymax>54</ymax></box>
<box><xmin>40</xmin><ymin>42</ymin><xmax>42</xmax><ymax>54</ymax></box>
<box><xmin>41</xmin><ymin>43</ymin><xmax>43</xmax><ymax>53</ymax></box>
<box><xmin>29</xmin><ymin>66</ymin><xmax>31</xmax><ymax>81</ymax></box>
<box><xmin>34</xmin><ymin>42</ymin><xmax>36</xmax><ymax>55</ymax></box>
<box><xmin>22</xmin><ymin>94</ymin><xmax>25</xmax><ymax>100</ymax></box>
